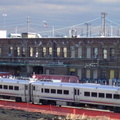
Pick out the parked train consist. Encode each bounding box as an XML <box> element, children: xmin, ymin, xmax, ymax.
<box><xmin>0</xmin><ymin>78</ymin><xmax>120</xmax><ymax>112</ymax></box>
<box><xmin>32</xmin><ymin>74</ymin><xmax>79</xmax><ymax>83</ymax></box>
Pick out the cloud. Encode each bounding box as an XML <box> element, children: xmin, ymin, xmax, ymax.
<box><xmin>0</xmin><ymin>0</ymin><xmax>28</xmax><ymax>6</ymax></box>
<box><xmin>0</xmin><ymin>1</ymin><xmax>90</xmax><ymax>17</ymax></box>
<box><xmin>94</xmin><ymin>0</ymin><xmax>120</xmax><ymax>3</ymax></box>
<box><xmin>0</xmin><ymin>0</ymin><xmax>101</xmax><ymax>29</ymax></box>
<box><xmin>0</xmin><ymin>0</ymin><xmax>119</xmax><ymax>34</ymax></box>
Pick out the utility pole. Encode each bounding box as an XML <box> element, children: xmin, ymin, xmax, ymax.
<box><xmin>85</xmin><ymin>23</ymin><xmax>91</xmax><ymax>37</ymax></box>
<box><xmin>101</xmin><ymin>12</ymin><xmax>107</xmax><ymax>37</ymax></box>
<box><xmin>27</xmin><ymin>17</ymin><xmax>30</xmax><ymax>33</ymax></box>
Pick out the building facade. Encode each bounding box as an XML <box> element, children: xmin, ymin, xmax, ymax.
<box><xmin>0</xmin><ymin>37</ymin><xmax>119</xmax><ymax>82</ymax></box>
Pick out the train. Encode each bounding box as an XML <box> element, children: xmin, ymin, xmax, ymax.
<box><xmin>32</xmin><ymin>74</ymin><xmax>79</xmax><ymax>83</ymax></box>
<box><xmin>0</xmin><ymin>77</ymin><xmax>120</xmax><ymax>113</ymax></box>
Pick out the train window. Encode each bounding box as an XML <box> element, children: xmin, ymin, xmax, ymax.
<box><xmin>64</xmin><ymin>90</ymin><xmax>69</xmax><ymax>95</ymax></box>
<box><xmin>0</xmin><ymin>85</ymin><xmax>2</xmax><ymax>89</ymax></box>
<box><xmin>78</xmin><ymin>90</ymin><xmax>79</xmax><ymax>95</ymax></box>
<box><xmin>9</xmin><ymin>86</ymin><xmax>13</xmax><ymax>90</ymax></box>
<box><xmin>74</xmin><ymin>89</ymin><xmax>79</xmax><ymax>95</ymax></box>
<box><xmin>41</xmin><ymin>88</ymin><xmax>43</xmax><ymax>93</ymax></box>
<box><xmin>106</xmin><ymin>93</ymin><xmax>112</xmax><ymax>99</ymax></box>
<box><xmin>57</xmin><ymin>89</ymin><xmax>62</xmax><ymax>94</ymax></box>
<box><xmin>14</xmin><ymin>86</ymin><xmax>19</xmax><ymax>90</ymax></box>
<box><xmin>91</xmin><ymin>92</ymin><xmax>97</xmax><ymax>97</ymax></box>
<box><xmin>51</xmin><ymin>89</ymin><xmax>56</xmax><ymax>94</ymax></box>
<box><xmin>25</xmin><ymin>85</ymin><xmax>28</xmax><ymax>90</ymax></box>
<box><xmin>99</xmin><ymin>93</ymin><xmax>104</xmax><ymax>98</ymax></box>
<box><xmin>84</xmin><ymin>92</ymin><xmax>90</xmax><ymax>96</ymax></box>
<box><xmin>74</xmin><ymin>89</ymin><xmax>77</xmax><ymax>95</ymax></box>
<box><xmin>114</xmin><ymin>94</ymin><xmax>120</xmax><ymax>99</ymax></box>
<box><xmin>45</xmin><ymin>88</ymin><xmax>49</xmax><ymax>93</ymax></box>
<box><xmin>4</xmin><ymin>85</ymin><xmax>8</xmax><ymax>89</ymax></box>
<box><xmin>33</xmin><ymin>86</ymin><xmax>35</xmax><ymax>91</ymax></box>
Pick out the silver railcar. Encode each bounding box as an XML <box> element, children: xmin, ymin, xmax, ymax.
<box><xmin>1</xmin><ymin>78</ymin><xmax>120</xmax><ymax>112</ymax></box>
<box><xmin>31</xmin><ymin>82</ymin><xmax>120</xmax><ymax>112</ymax></box>
<box><xmin>0</xmin><ymin>78</ymin><xmax>31</xmax><ymax>102</ymax></box>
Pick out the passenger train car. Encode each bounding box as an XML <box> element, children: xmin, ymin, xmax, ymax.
<box><xmin>0</xmin><ymin>77</ymin><xmax>120</xmax><ymax>112</ymax></box>
<box><xmin>31</xmin><ymin>82</ymin><xmax>120</xmax><ymax>112</ymax></box>
<box><xmin>0</xmin><ymin>78</ymin><xmax>31</xmax><ymax>102</ymax></box>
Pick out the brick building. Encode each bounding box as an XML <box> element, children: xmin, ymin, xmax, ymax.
<box><xmin>0</xmin><ymin>37</ymin><xmax>119</xmax><ymax>82</ymax></box>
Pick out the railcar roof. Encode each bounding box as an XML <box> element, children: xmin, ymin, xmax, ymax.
<box><xmin>0</xmin><ymin>78</ymin><xmax>30</xmax><ymax>84</ymax></box>
<box><xmin>32</xmin><ymin>81</ymin><xmax>120</xmax><ymax>91</ymax></box>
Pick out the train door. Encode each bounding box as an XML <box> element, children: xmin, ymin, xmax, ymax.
<box><xmin>31</xmin><ymin>84</ymin><xmax>35</xmax><ymax>103</ymax></box>
<box><xmin>24</xmin><ymin>84</ymin><xmax>30</xmax><ymax>102</ymax></box>
<box><xmin>74</xmin><ymin>88</ymin><xmax>80</xmax><ymax>102</ymax></box>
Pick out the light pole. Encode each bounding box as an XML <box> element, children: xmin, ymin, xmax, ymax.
<box><xmin>3</xmin><ymin>14</ymin><xmax>7</xmax><ymax>30</ymax></box>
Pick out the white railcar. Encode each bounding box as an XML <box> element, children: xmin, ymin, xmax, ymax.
<box><xmin>0</xmin><ymin>78</ymin><xmax>31</xmax><ymax>102</ymax></box>
<box><xmin>31</xmin><ymin>81</ymin><xmax>120</xmax><ymax>112</ymax></box>
<box><xmin>31</xmin><ymin>81</ymin><xmax>75</xmax><ymax>106</ymax></box>
<box><xmin>78</xmin><ymin>83</ymin><xmax>120</xmax><ymax>107</ymax></box>
<box><xmin>1</xmin><ymin>77</ymin><xmax>120</xmax><ymax>112</ymax></box>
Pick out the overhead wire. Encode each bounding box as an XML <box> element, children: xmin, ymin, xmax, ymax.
<box><xmin>1</xmin><ymin>15</ymin><xmax>120</xmax><ymax>37</ymax></box>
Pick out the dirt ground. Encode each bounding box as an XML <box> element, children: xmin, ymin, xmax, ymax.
<box><xmin>0</xmin><ymin>107</ymin><xmax>118</xmax><ymax>120</ymax></box>
<box><xmin>0</xmin><ymin>107</ymin><xmax>64</xmax><ymax>120</ymax></box>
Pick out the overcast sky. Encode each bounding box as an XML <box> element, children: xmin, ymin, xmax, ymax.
<box><xmin>0</xmin><ymin>0</ymin><xmax>120</xmax><ymax>35</ymax></box>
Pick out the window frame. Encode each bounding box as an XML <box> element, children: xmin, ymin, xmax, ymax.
<box><xmin>57</xmin><ymin>89</ymin><xmax>62</xmax><ymax>94</ymax></box>
<box><xmin>84</xmin><ymin>91</ymin><xmax>90</xmax><ymax>97</ymax></box>
<box><xmin>91</xmin><ymin>92</ymin><xmax>97</xmax><ymax>97</ymax></box>
<box><xmin>14</xmin><ymin>86</ymin><xmax>19</xmax><ymax>91</ymax></box>
<box><xmin>106</xmin><ymin>93</ymin><xmax>112</xmax><ymax>99</ymax></box>
<box><xmin>64</xmin><ymin>90</ymin><xmax>69</xmax><ymax>95</ymax></box>
<box><xmin>99</xmin><ymin>93</ymin><xmax>105</xmax><ymax>98</ymax></box>
<box><xmin>51</xmin><ymin>89</ymin><xmax>56</xmax><ymax>94</ymax></box>
<box><xmin>9</xmin><ymin>86</ymin><xmax>13</xmax><ymax>90</ymax></box>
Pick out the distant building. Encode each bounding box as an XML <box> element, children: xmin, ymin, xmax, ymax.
<box><xmin>0</xmin><ymin>37</ymin><xmax>119</xmax><ymax>84</ymax></box>
<box><xmin>0</xmin><ymin>30</ymin><xmax>7</xmax><ymax>38</ymax></box>
<box><xmin>8</xmin><ymin>33</ymin><xmax>21</xmax><ymax>38</ymax></box>
<box><xmin>22</xmin><ymin>32</ymin><xmax>42</xmax><ymax>38</ymax></box>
